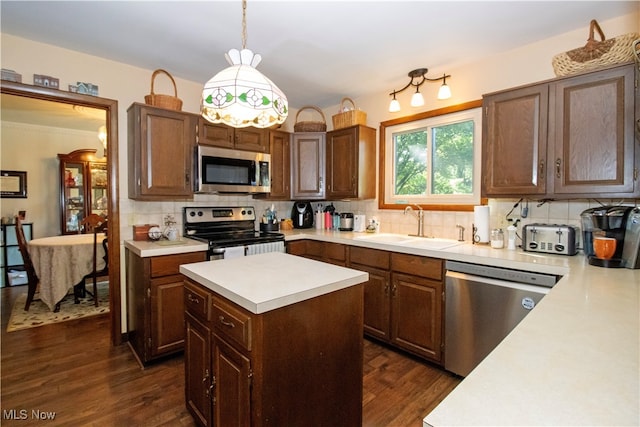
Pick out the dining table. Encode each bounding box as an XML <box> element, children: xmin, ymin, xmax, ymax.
<box><xmin>28</xmin><ymin>233</ymin><xmax>106</xmax><ymax>311</ymax></box>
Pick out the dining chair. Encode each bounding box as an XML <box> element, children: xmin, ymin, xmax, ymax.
<box><xmin>79</xmin><ymin>214</ymin><xmax>108</xmax><ymax>307</ymax></box>
<box><xmin>14</xmin><ymin>216</ymin><xmax>40</xmax><ymax>311</ymax></box>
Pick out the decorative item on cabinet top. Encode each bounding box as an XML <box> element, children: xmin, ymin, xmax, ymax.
<box><xmin>144</xmin><ymin>69</ymin><xmax>183</xmax><ymax>111</ymax></box>
<box><xmin>332</xmin><ymin>97</ymin><xmax>366</xmax><ymax>130</ymax></box>
<box><xmin>293</xmin><ymin>105</ymin><xmax>327</xmax><ymax>132</ymax></box>
<box><xmin>552</xmin><ymin>19</ymin><xmax>639</xmax><ymax>77</ymax></box>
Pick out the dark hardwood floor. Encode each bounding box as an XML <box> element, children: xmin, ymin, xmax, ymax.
<box><xmin>1</xmin><ymin>285</ymin><xmax>460</xmax><ymax>426</ymax></box>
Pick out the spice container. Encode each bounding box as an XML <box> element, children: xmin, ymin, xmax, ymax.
<box><xmin>490</xmin><ymin>228</ymin><xmax>504</xmax><ymax>249</ymax></box>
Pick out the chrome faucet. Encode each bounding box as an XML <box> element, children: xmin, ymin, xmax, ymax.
<box><xmin>404</xmin><ymin>204</ymin><xmax>425</xmax><ymax>237</ymax></box>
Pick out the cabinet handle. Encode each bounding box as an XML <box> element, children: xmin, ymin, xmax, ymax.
<box><xmin>187</xmin><ymin>293</ymin><xmax>199</xmax><ymax>304</ymax></box>
<box><xmin>185</xmin><ymin>171</ymin><xmax>190</xmax><ymax>184</ymax></box>
<box><xmin>539</xmin><ymin>160</ymin><xmax>545</xmax><ymax>176</ymax></box>
<box><xmin>384</xmin><ymin>284</ymin><xmax>390</xmax><ymax>296</ymax></box>
<box><xmin>218</xmin><ymin>315</ymin><xmax>235</xmax><ymax>328</ymax></box>
<box><xmin>555</xmin><ymin>158</ymin><xmax>562</xmax><ymax>179</ymax></box>
<box><xmin>391</xmin><ymin>284</ymin><xmax>397</xmax><ymax>297</ymax></box>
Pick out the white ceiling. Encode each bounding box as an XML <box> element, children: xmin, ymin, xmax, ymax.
<box><xmin>0</xmin><ymin>1</ymin><xmax>636</xmax><ymax>110</ymax></box>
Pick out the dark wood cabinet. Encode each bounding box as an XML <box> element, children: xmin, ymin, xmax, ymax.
<box><xmin>482</xmin><ymin>84</ymin><xmax>549</xmax><ymax>196</ymax></box>
<box><xmin>198</xmin><ymin>121</ymin><xmax>269</xmax><ymax>153</ymax></box>
<box><xmin>184</xmin><ymin>276</ymin><xmax>363</xmax><ymax>427</ymax></box>
<box><xmin>126</xmin><ymin>249</ymin><xmax>207</xmax><ymax>365</ymax></box>
<box><xmin>290</xmin><ymin>132</ymin><xmax>325</xmax><ymax>200</ymax></box>
<box><xmin>127</xmin><ymin>103</ymin><xmax>197</xmax><ymax>200</ymax></box>
<box><xmin>290</xmin><ymin>242</ymin><xmax>445</xmax><ymax>365</ymax></box>
<box><xmin>58</xmin><ymin>149</ymin><xmax>107</xmax><ymax>234</ymax></box>
<box><xmin>255</xmin><ymin>130</ymin><xmax>290</xmax><ymax>200</ymax></box>
<box><xmin>483</xmin><ymin>63</ymin><xmax>638</xmax><ymax>199</ymax></box>
<box><xmin>326</xmin><ymin>125</ymin><xmax>377</xmax><ymax>200</ymax></box>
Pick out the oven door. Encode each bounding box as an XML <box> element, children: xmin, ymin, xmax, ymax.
<box><xmin>209</xmin><ymin>241</ymin><xmax>285</xmax><ymax>260</ymax></box>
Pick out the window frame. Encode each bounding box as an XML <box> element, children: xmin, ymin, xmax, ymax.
<box><xmin>378</xmin><ymin>99</ymin><xmax>485</xmax><ymax>212</ymax></box>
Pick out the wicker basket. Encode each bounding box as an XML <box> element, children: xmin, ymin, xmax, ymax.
<box><xmin>552</xmin><ymin>20</ymin><xmax>639</xmax><ymax>77</ymax></box>
<box><xmin>144</xmin><ymin>69</ymin><xmax>183</xmax><ymax>111</ymax></box>
<box><xmin>293</xmin><ymin>106</ymin><xmax>327</xmax><ymax>132</ymax></box>
<box><xmin>332</xmin><ymin>97</ymin><xmax>367</xmax><ymax>130</ymax></box>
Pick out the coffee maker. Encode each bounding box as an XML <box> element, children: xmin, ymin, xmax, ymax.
<box><xmin>581</xmin><ymin>206</ymin><xmax>633</xmax><ymax>268</ymax></box>
<box><xmin>291</xmin><ymin>201</ymin><xmax>314</xmax><ymax>229</ymax></box>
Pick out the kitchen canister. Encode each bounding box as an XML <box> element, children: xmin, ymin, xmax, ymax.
<box><xmin>353</xmin><ymin>214</ymin><xmax>366</xmax><ymax>232</ymax></box>
<box><xmin>473</xmin><ymin>205</ymin><xmax>490</xmax><ymax>243</ymax></box>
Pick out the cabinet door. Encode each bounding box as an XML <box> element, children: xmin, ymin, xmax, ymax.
<box><xmin>129</xmin><ymin>104</ymin><xmax>196</xmax><ymax>199</ymax></box>
<box><xmin>212</xmin><ymin>335</ymin><xmax>251</xmax><ymax>427</ymax></box>
<box><xmin>199</xmin><ymin>122</ymin><xmax>234</xmax><ymax>148</ymax></box>
<box><xmin>482</xmin><ymin>84</ymin><xmax>549</xmax><ymax>196</ymax></box>
<box><xmin>235</xmin><ymin>127</ymin><xmax>269</xmax><ymax>153</ymax></box>
<box><xmin>326</xmin><ymin>127</ymin><xmax>358</xmax><ymax>198</ymax></box>
<box><xmin>552</xmin><ymin>65</ymin><xmax>636</xmax><ymax>195</ymax></box>
<box><xmin>266</xmin><ymin>130</ymin><xmax>291</xmax><ymax>199</ymax></box>
<box><xmin>391</xmin><ymin>273</ymin><xmax>443</xmax><ymax>363</ymax></box>
<box><xmin>185</xmin><ymin>312</ymin><xmax>212</xmax><ymax>427</ymax></box>
<box><xmin>356</xmin><ymin>264</ymin><xmax>391</xmax><ymax>341</ymax></box>
<box><xmin>150</xmin><ymin>276</ymin><xmax>185</xmax><ymax>357</ymax></box>
<box><xmin>291</xmin><ymin>132</ymin><xmax>325</xmax><ymax>199</ymax></box>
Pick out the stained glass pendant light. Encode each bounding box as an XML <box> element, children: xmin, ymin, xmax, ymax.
<box><xmin>201</xmin><ymin>0</ymin><xmax>288</xmax><ymax>128</ymax></box>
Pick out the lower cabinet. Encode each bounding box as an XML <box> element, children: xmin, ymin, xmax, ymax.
<box><xmin>351</xmin><ymin>247</ymin><xmax>445</xmax><ymax>364</ymax></box>
<box><xmin>183</xmin><ymin>276</ymin><xmax>364</xmax><ymax>427</ymax></box>
<box><xmin>126</xmin><ymin>249</ymin><xmax>207</xmax><ymax>365</ymax></box>
<box><xmin>287</xmin><ymin>241</ymin><xmax>445</xmax><ymax>364</ymax></box>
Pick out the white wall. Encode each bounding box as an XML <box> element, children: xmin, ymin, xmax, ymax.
<box><xmin>1</xmin><ymin>122</ymin><xmax>104</xmax><ymax>237</ymax></box>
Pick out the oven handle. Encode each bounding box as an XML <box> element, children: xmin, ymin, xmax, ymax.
<box><xmin>210</xmin><ymin>247</ymin><xmax>226</xmax><ymax>261</ymax></box>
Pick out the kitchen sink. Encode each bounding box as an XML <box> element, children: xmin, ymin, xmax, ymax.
<box><xmin>353</xmin><ymin>233</ymin><xmax>415</xmax><ymax>244</ymax></box>
<box><xmin>400</xmin><ymin>237</ymin><xmax>463</xmax><ymax>250</ymax></box>
<box><xmin>353</xmin><ymin>233</ymin><xmax>463</xmax><ymax>250</ymax></box>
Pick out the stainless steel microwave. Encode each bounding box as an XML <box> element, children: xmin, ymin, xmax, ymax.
<box><xmin>195</xmin><ymin>145</ymin><xmax>271</xmax><ymax>194</ymax></box>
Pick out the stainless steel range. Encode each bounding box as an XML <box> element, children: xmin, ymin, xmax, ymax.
<box><xmin>183</xmin><ymin>206</ymin><xmax>285</xmax><ymax>260</ymax></box>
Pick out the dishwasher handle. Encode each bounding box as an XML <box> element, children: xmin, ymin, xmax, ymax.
<box><xmin>446</xmin><ymin>270</ymin><xmax>550</xmax><ymax>295</ymax></box>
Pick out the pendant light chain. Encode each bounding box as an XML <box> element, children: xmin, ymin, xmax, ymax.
<box><xmin>241</xmin><ymin>0</ymin><xmax>247</xmax><ymax>50</ymax></box>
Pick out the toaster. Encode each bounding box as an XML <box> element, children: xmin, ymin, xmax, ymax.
<box><xmin>522</xmin><ymin>223</ymin><xmax>579</xmax><ymax>256</ymax></box>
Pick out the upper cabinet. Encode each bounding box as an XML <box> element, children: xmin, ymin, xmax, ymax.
<box><xmin>199</xmin><ymin>121</ymin><xmax>269</xmax><ymax>153</ymax></box>
<box><xmin>265</xmin><ymin>130</ymin><xmax>291</xmax><ymax>200</ymax></box>
<box><xmin>326</xmin><ymin>125</ymin><xmax>376</xmax><ymax>200</ymax></box>
<box><xmin>483</xmin><ymin>63</ymin><xmax>638</xmax><ymax>199</ymax></box>
<box><xmin>128</xmin><ymin>103</ymin><xmax>197</xmax><ymax>200</ymax></box>
<box><xmin>291</xmin><ymin>132</ymin><xmax>326</xmax><ymax>200</ymax></box>
<box><xmin>58</xmin><ymin>149</ymin><xmax>107</xmax><ymax>234</ymax></box>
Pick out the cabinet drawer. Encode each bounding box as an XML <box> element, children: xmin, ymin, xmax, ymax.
<box><xmin>350</xmin><ymin>246</ymin><xmax>390</xmax><ymax>269</ymax></box>
<box><xmin>211</xmin><ymin>296</ymin><xmax>252</xmax><ymax>351</ymax></box>
<box><xmin>184</xmin><ymin>280</ymin><xmax>210</xmax><ymax>320</ymax></box>
<box><xmin>391</xmin><ymin>253</ymin><xmax>443</xmax><ymax>281</ymax></box>
<box><xmin>324</xmin><ymin>242</ymin><xmax>346</xmax><ymax>262</ymax></box>
<box><xmin>150</xmin><ymin>251</ymin><xmax>206</xmax><ymax>277</ymax></box>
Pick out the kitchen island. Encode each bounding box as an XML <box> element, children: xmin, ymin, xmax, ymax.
<box><xmin>179</xmin><ymin>252</ymin><xmax>368</xmax><ymax>427</ymax></box>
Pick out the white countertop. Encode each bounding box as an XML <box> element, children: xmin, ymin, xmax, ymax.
<box><xmin>179</xmin><ymin>252</ymin><xmax>368</xmax><ymax>314</ymax></box>
<box><xmin>124</xmin><ymin>237</ymin><xmax>208</xmax><ymax>257</ymax></box>
<box><xmin>281</xmin><ymin>229</ymin><xmax>640</xmax><ymax>426</ymax></box>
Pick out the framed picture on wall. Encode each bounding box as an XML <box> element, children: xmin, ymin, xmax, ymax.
<box><xmin>0</xmin><ymin>170</ymin><xmax>27</xmax><ymax>198</ymax></box>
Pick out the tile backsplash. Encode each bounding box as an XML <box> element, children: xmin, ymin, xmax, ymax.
<box><xmin>121</xmin><ymin>196</ymin><xmax>638</xmax><ymax>248</ymax></box>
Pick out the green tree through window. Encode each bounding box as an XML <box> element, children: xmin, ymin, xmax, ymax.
<box><xmin>393</xmin><ymin>120</ymin><xmax>474</xmax><ymax>197</ymax></box>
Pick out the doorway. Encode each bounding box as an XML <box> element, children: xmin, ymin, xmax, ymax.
<box><xmin>0</xmin><ymin>81</ymin><xmax>121</xmax><ymax>346</ymax></box>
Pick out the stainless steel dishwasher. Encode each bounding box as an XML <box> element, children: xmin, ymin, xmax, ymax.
<box><xmin>445</xmin><ymin>260</ymin><xmax>558</xmax><ymax>377</ymax></box>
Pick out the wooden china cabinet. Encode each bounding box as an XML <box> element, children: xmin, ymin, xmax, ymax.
<box><xmin>58</xmin><ymin>149</ymin><xmax>107</xmax><ymax>235</ymax></box>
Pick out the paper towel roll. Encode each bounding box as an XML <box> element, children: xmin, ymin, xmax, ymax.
<box><xmin>474</xmin><ymin>205</ymin><xmax>490</xmax><ymax>243</ymax></box>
